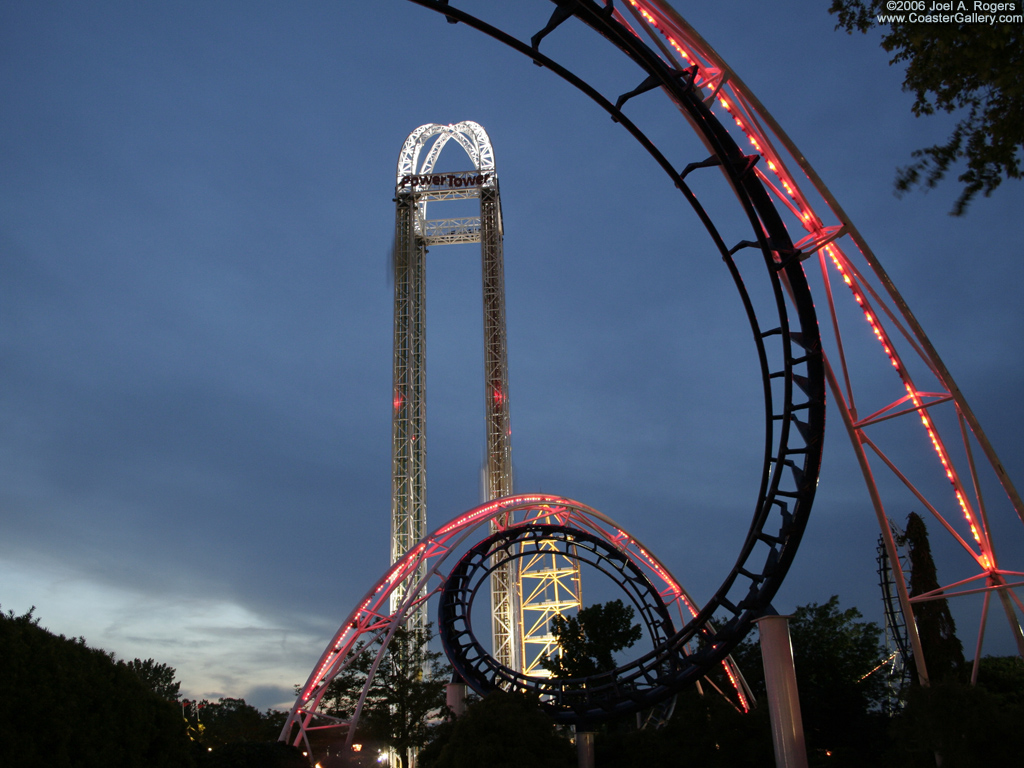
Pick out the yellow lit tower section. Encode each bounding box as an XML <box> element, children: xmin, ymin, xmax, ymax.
<box><xmin>390</xmin><ymin>122</ymin><xmax>581</xmax><ymax>674</ymax></box>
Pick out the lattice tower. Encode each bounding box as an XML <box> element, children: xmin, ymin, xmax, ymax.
<box><xmin>390</xmin><ymin>122</ymin><xmax>581</xmax><ymax>672</ymax></box>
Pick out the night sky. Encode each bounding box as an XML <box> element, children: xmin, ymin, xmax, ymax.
<box><xmin>3</xmin><ymin>1</ymin><xmax>1022</xmax><ymax>709</ymax></box>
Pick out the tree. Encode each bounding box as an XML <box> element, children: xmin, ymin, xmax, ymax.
<box><xmin>886</xmin><ymin>654</ymin><xmax>1024</xmax><ymax>766</ymax></box>
<box><xmin>121</xmin><ymin>658</ymin><xmax>181</xmax><ymax>702</ymax></box>
<box><xmin>902</xmin><ymin>511</ymin><xmax>964</xmax><ymax>682</ymax></box>
<box><xmin>419</xmin><ymin>691</ymin><xmax>574</xmax><ymax>768</ymax></box>
<box><xmin>540</xmin><ymin>599</ymin><xmax>643</xmax><ymax>679</ymax></box>
<box><xmin>321</xmin><ymin>624</ymin><xmax>449</xmax><ymax>760</ymax></box>
<box><xmin>888</xmin><ymin>675</ymin><xmax>1024</xmax><ymax>767</ymax></box>
<box><xmin>197</xmin><ymin>697</ymin><xmax>277</xmax><ymax>747</ymax></box>
<box><xmin>0</xmin><ymin>606</ymin><xmax>194</xmax><ymax>768</ymax></box>
<box><xmin>829</xmin><ymin>1</ymin><xmax>1023</xmax><ymax>214</ymax></box>
<box><xmin>593</xmin><ymin>687</ymin><xmax>774</xmax><ymax>768</ymax></box>
<box><xmin>975</xmin><ymin>654</ymin><xmax>1024</xmax><ymax>705</ymax></box>
<box><xmin>732</xmin><ymin>596</ymin><xmax>888</xmax><ymax>766</ymax></box>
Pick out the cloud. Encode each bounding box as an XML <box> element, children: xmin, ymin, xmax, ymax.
<box><xmin>0</xmin><ymin>555</ymin><xmax>331</xmax><ymax>707</ymax></box>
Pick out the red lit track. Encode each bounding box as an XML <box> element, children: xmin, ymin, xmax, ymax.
<box><xmin>285</xmin><ymin>0</ymin><xmax>829</xmax><ymax>750</ymax></box>
<box><xmin>611</xmin><ymin>0</ymin><xmax>1024</xmax><ymax>676</ymax></box>
<box><xmin>403</xmin><ymin>0</ymin><xmax>1024</xmax><ymax>677</ymax></box>
<box><xmin>281</xmin><ymin>496</ymin><xmax>752</xmax><ymax>748</ymax></box>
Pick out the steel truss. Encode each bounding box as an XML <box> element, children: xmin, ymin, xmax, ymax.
<box><xmin>517</xmin><ymin>519</ymin><xmax>584</xmax><ymax>677</ymax></box>
<box><xmin>409</xmin><ymin>0</ymin><xmax>1024</xmax><ymax>679</ymax></box>
<box><xmin>409</xmin><ymin>0</ymin><xmax>826</xmax><ymax>684</ymax></box>
<box><xmin>607</xmin><ymin>0</ymin><xmax>1024</xmax><ymax>677</ymax></box>
<box><xmin>440</xmin><ymin>524</ymin><xmax>684</xmax><ymax>724</ymax></box>
<box><xmin>391</xmin><ymin>188</ymin><xmax>427</xmax><ymax>637</ymax></box>
<box><xmin>289</xmin><ymin>3</ymin><xmax>835</xmax><ymax>748</ymax></box>
<box><xmin>391</xmin><ymin>122</ymin><xmax>583</xmax><ymax>673</ymax></box>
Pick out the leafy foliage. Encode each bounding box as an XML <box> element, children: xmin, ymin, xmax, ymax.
<box><xmin>540</xmin><ymin>599</ymin><xmax>643</xmax><ymax>679</ymax></box>
<box><xmin>975</xmin><ymin>654</ymin><xmax>1024</xmax><ymax>705</ymax></box>
<box><xmin>187</xmin><ymin>697</ymin><xmax>284</xmax><ymax>748</ymax></box>
<box><xmin>0</xmin><ymin>606</ymin><xmax>194</xmax><ymax>768</ymax></box>
<box><xmin>732</xmin><ymin>596</ymin><xmax>888</xmax><ymax>765</ymax></box>
<box><xmin>595</xmin><ymin>687</ymin><xmax>774</xmax><ymax>768</ymax></box>
<box><xmin>829</xmin><ymin>1</ymin><xmax>1023</xmax><ymax>213</ymax></box>
<box><xmin>321</xmin><ymin>624</ymin><xmax>450</xmax><ymax>757</ymax></box>
<box><xmin>122</xmin><ymin>657</ymin><xmax>182</xmax><ymax>702</ymax></box>
<box><xmin>888</xmin><ymin>674</ymin><xmax>1024</xmax><ymax>767</ymax></box>
<box><xmin>419</xmin><ymin>691</ymin><xmax>574</xmax><ymax>768</ymax></box>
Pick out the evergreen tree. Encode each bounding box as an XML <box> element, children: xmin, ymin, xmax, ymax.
<box><xmin>903</xmin><ymin>511</ymin><xmax>964</xmax><ymax>682</ymax></box>
<box><xmin>321</xmin><ymin>624</ymin><xmax>449</xmax><ymax>759</ymax></box>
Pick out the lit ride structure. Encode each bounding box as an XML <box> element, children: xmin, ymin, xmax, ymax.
<box><xmin>391</xmin><ymin>121</ymin><xmax>585</xmax><ymax>677</ymax></box>
<box><xmin>404</xmin><ymin>0</ymin><xmax>1024</xmax><ymax>678</ymax></box>
<box><xmin>283</xmin><ymin>0</ymin><xmax>828</xmax><ymax>750</ymax></box>
<box><xmin>285</xmin><ymin>495</ymin><xmax>761</xmax><ymax>741</ymax></box>
<box><xmin>286</xmin><ymin>0</ymin><xmax>1024</xmax><ymax>753</ymax></box>
<box><xmin>596</xmin><ymin>0</ymin><xmax>1024</xmax><ymax>678</ymax></box>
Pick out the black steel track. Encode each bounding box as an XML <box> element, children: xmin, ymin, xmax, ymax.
<box><xmin>411</xmin><ymin>0</ymin><xmax>826</xmax><ymax>723</ymax></box>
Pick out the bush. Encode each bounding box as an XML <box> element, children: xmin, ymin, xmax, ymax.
<box><xmin>420</xmin><ymin>691</ymin><xmax>574</xmax><ymax>768</ymax></box>
<box><xmin>0</xmin><ymin>607</ymin><xmax>194</xmax><ymax>768</ymax></box>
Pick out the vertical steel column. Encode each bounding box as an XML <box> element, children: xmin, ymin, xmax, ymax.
<box><xmin>480</xmin><ymin>186</ymin><xmax>512</xmax><ymax>501</ymax></box>
<box><xmin>756</xmin><ymin>614</ymin><xmax>809</xmax><ymax>768</ymax></box>
<box><xmin>576</xmin><ymin>731</ymin><xmax>595</xmax><ymax>768</ymax></box>
<box><xmin>389</xmin><ymin>122</ymin><xmax>579</xmax><ymax>675</ymax></box>
<box><xmin>480</xmin><ymin>182</ymin><xmax>518</xmax><ymax>672</ymax></box>
<box><xmin>391</xmin><ymin>192</ymin><xmax>428</xmax><ymax>634</ymax></box>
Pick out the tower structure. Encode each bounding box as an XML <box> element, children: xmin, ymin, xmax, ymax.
<box><xmin>390</xmin><ymin>122</ymin><xmax>581</xmax><ymax>671</ymax></box>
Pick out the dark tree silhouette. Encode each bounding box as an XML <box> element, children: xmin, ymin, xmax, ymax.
<box><xmin>540</xmin><ymin>599</ymin><xmax>642</xmax><ymax>679</ymax></box>
<box><xmin>320</xmin><ymin>624</ymin><xmax>449</xmax><ymax>760</ymax></box>
<box><xmin>0</xmin><ymin>606</ymin><xmax>194</xmax><ymax>768</ymax></box>
<box><xmin>419</xmin><ymin>691</ymin><xmax>574</xmax><ymax>768</ymax></box>
<box><xmin>903</xmin><ymin>511</ymin><xmax>965</xmax><ymax>682</ymax></box>
<box><xmin>594</xmin><ymin>686</ymin><xmax>774</xmax><ymax>768</ymax></box>
<box><xmin>121</xmin><ymin>657</ymin><xmax>181</xmax><ymax>702</ymax></box>
<box><xmin>829</xmin><ymin>0</ymin><xmax>1023</xmax><ymax>214</ymax></box>
<box><xmin>196</xmin><ymin>697</ymin><xmax>280</xmax><ymax>747</ymax></box>
<box><xmin>889</xmin><ymin>673</ymin><xmax>1024</xmax><ymax>767</ymax></box>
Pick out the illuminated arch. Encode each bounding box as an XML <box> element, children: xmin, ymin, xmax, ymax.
<box><xmin>280</xmin><ymin>495</ymin><xmax>752</xmax><ymax>750</ymax></box>
<box><xmin>396</xmin><ymin>120</ymin><xmax>496</xmax><ymax>185</ymax></box>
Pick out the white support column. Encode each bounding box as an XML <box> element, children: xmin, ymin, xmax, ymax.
<box><xmin>576</xmin><ymin>731</ymin><xmax>595</xmax><ymax>768</ymax></box>
<box><xmin>445</xmin><ymin>681</ymin><xmax>468</xmax><ymax>718</ymax></box>
<box><xmin>755</xmin><ymin>613</ymin><xmax>808</xmax><ymax>768</ymax></box>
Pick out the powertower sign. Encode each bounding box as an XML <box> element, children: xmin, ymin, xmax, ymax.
<box><xmin>397</xmin><ymin>171</ymin><xmax>494</xmax><ymax>190</ymax></box>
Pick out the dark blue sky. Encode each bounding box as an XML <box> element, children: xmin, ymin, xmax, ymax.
<box><xmin>3</xmin><ymin>1</ymin><xmax>1022</xmax><ymax>709</ymax></box>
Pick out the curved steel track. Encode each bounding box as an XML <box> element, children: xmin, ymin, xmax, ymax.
<box><xmin>283</xmin><ymin>0</ymin><xmax>826</xmax><ymax>746</ymax></box>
